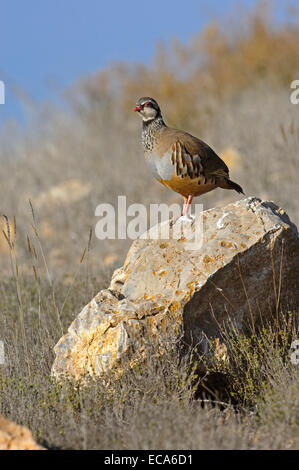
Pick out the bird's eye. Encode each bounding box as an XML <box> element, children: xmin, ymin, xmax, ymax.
<box><xmin>145</xmin><ymin>102</ymin><xmax>151</xmax><ymax>107</ymax></box>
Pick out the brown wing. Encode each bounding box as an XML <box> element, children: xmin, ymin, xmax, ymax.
<box><xmin>157</xmin><ymin>127</ymin><xmax>229</xmax><ymax>181</ymax></box>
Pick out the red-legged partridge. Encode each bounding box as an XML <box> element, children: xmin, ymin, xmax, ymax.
<box><xmin>134</xmin><ymin>97</ymin><xmax>244</xmax><ymax>224</ymax></box>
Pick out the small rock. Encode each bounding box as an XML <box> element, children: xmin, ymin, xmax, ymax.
<box><xmin>0</xmin><ymin>414</ymin><xmax>44</xmax><ymax>450</ymax></box>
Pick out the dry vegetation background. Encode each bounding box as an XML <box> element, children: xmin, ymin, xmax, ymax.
<box><xmin>0</xmin><ymin>5</ymin><xmax>299</xmax><ymax>279</ymax></box>
<box><xmin>0</xmin><ymin>4</ymin><xmax>298</xmax><ymax>450</ymax></box>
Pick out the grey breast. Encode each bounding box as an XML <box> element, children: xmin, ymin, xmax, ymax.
<box><xmin>145</xmin><ymin>151</ymin><xmax>174</xmax><ymax>181</ymax></box>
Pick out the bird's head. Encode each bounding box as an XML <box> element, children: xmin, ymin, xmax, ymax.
<box><xmin>134</xmin><ymin>97</ymin><xmax>161</xmax><ymax>122</ymax></box>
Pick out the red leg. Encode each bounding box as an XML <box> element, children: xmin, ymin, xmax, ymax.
<box><xmin>170</xmin><ymin>195</ymin><xmax>193</xmax><ymax>226</ymax></box>
<box><xmin>182</xmin><ymin>195</ymin><xmax>193</xmax><ymax>217</ymax></box>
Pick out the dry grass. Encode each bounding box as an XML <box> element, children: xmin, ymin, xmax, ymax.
<box><xmin>0</xmin><ymin>273</ymin><xmax>298</xmax><ymax>449</ymax></box>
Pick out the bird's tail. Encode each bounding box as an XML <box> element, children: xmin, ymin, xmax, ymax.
<box><xmin>220</xmin><ymin>178</ymin><xmax>244</xmax><ymax>194</ymax></box>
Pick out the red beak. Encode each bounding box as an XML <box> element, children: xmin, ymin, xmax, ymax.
<box><xmin>134</xmin><ymin>105</ymin><xmax>142</xmax><ymax>112</ymax></box>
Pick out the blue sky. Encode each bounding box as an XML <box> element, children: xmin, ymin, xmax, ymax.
<box><xmin>0</xmin><ymin>0</ymin><xmax>298</xmax><ymax>126</ymax></box>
